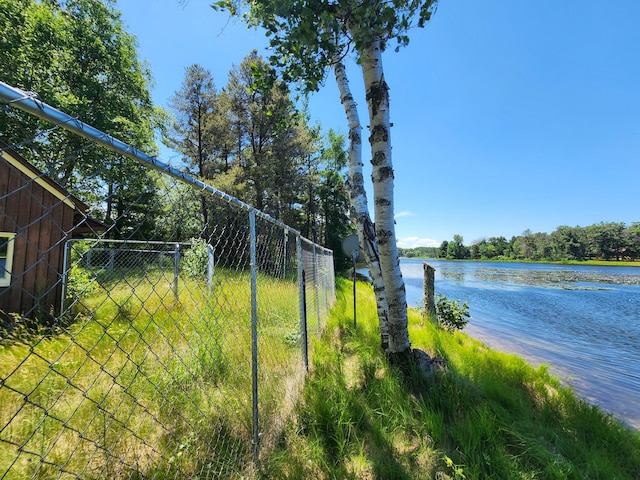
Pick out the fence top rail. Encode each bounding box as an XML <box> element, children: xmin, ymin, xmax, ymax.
<box><xmin>0</xmin><ymin>81</ymin><xmax>306</xmax><ymax>238</ymax></box>
<box><xmin>86</xmin><ymin>248</ymin><xmax>179</xmax><ymax>254</ymax></box>
<box><xmin>70</xmin><ymin>239</ymin><xmax>193</xmax><ymax>247</ymax></box>
<box><xmin>300</xmin><ymin>236</ymin><xmax>333</xmax><ymax>255</ymax></box>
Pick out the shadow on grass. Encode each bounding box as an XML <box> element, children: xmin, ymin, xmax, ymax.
<box><xmin>406</xmin><ymin>314</ymin><xmax>640</xmax><ymax>479</ymax></box>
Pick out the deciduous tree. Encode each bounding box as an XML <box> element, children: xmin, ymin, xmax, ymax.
<box><xmin>334</xmin><ymin>59</ymin><xmax>389</xmax><ymax>347</ymax></box>
<box><xmin>214</xmin><ymin>0</ymin><xmax>439</xmax><ymax>356</ymax></box>
<box><xmin>447</xmin><ymin>234</ymin><xmax>467</xmax><ymax>260</ymax></box>
<box><xmin>0</xmin><ymin>0</ymin><xmax>159</xmax><ymax>237</ymax></box>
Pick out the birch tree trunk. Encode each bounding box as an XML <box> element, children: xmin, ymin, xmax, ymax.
<box><xmin>359</xmin><ymin>38</ymin><xmax>410</xmax><ymax>354</ymax></box>
<box><xmin>334</xmin><ymin>60</ymin><xmax>390</xmax><ymax>349</ymax></box>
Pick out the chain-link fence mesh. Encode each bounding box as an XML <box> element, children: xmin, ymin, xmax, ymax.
<box><xmin>0</xmin><ymin>82</ymin><xmax>335</xmax><ymax>479</ymax></box>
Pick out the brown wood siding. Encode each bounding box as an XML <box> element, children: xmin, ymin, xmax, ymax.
<box><xmin>33</xmin><ymin>177</ymin><xmax>55</xmax><ymax>315</ymax></box>
<box><xmin>0</xmin><ymin>160</ymin><xmax>75</xmax><ymax>318</ymax></box>
<box><xmin>43</xmin><ymin>193</ymin><xmax>74</xmax><ymax>315</ymax></box>
<box><xmin>1</xmin><ymin>161</ymin><xmax>26</xmax><ymax>314</ymax></box>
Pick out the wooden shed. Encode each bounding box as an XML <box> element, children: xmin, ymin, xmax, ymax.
<box><xmin>0</xmin><ymin>142</ymin><xmax>104</xmax><ymax>320</ymax></box>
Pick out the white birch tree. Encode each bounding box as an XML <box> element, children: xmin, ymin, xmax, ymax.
<box><xmin>334</xmin><ymin>60</ymin><xmax>390</xmax><ymax>349</ymax></box>
<box><xmin>358</xmin><ymin>39</ymin><xmax>410</xmax><ymax>352</ymax></box>
<box><xmin>214</xmin><ymin>0</ymin><xmax>438</xmax><ymax>358</ymax></box>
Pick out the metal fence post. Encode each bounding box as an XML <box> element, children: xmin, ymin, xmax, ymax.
<box><xmin>249</xmin><ymin>211</ymin><xmax>259</xmax><ymax>464</ymax></box>
<box><xmin>324</xmin><ymin>251</ymin><xmax>330</xmax><ymax>320</ymax></box>
<box><xmin>283</xmin><ymin>228</ymin><xmax>288</xmax><ymax>278</ymax></box>
<box><xmin>207</xmin><ymin>244</ymin><xmax>215</xmax><ymax>290</ymax></box>
<box><xmin>173</xmin><ymin>243</ymin><xmax>180</xmax><ymax>301</ymax></box>
<box><xmin>60</xmin><ymin>240</ymin><xmax>71</xmax><ymax>314</ymax></box>
<box><xmin>313</xmin><ymin>244</ymin><xmax>320</xmax><ymax>332</ymax></box>
<box><xmin>297</xmin><ymin>236</ymin><xmax>308</xmax><ymax>371</ymax></box>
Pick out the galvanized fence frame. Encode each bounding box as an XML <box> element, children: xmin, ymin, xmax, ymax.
<box><xmin>0</xmin><ymin>81</ymin><xmax>335</xmax><ymax>478</ymax></box>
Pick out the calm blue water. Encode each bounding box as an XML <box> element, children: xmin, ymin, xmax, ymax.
<box><xmin>401</xmin><ymin>258</ymin><xmax>640</xmax><ymax>430</ymax></box>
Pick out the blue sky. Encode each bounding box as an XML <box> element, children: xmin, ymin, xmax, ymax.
<box><xmin>118</xmin><ymin>0</ymin><xmax>640</xmax><ymax>248</ymax></box>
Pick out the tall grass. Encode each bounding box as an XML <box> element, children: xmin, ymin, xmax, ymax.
<box><xmin>261</xmin><ymin>277</ymin><xmax>640</xmax><ymax>479</ymax></box>
<box><xmin>0</xmin><ymin>266</ymin><xmax>305</xmax><ymax>478</ymax></box>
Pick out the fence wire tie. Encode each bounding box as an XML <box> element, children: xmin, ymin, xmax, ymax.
<box><xmin>252</xmin><ymin>432</ymin><xmax>263</xmax><ymax>445</ymax></box>
<box><xmin>7</xmin><ymin>87</ymin><xmax>39</xmax><ymax>104</ymax></box>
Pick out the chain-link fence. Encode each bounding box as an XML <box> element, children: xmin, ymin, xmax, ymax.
<box><xmin>0</xmin><ymin>81</ymin><xmax>335</xmax><ymax>479</ymax></box>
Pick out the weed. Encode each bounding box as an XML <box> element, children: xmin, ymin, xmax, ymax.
<box><xmin>435</xmin><ymin>295</ymin><xmax>470</xmax><ymax>332</ymax></box>
<box><xmin>443</xmin><ymin>454</ymin><xmax>466</xmax><ymax>479</ymax></box>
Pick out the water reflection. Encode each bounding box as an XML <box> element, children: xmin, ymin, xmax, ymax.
<box><xmin>401</xmin><ymin>258</ymin><xmax>640</xmax><ymax>430</ymax></box>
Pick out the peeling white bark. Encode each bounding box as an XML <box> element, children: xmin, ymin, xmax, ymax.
<box><xmin>334</xmin><ymin>60</ymin><xmax>390</xmax><ymax>348</ymax></box>
<box><xmin>359</xmin><ymin>38</ymin><xmax>410</xmax><ymax>353</ymax></box>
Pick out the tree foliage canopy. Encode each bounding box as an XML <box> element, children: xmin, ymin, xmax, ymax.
<box><xmin>213</xmin><ymin>0</ymin><xmax>440</xmax><ymax>354</ymax></box>
<box><xmin>0</xmin><ymin>0</ymin><xmax>160</xmax><ymax>239</ymax></box>
<box><xmin>1</xmin><ymin>0</ymin><xmax>352</xmax><ymax>256</ymax></box>
<box><xmin>1</xmin><ymin>0</ymin><xmax>156</xmax><ymax>165</ymax></box>
<box><xmin>213</xmin><ymin>0</ymin><xmax>438</xmax><ymax>91</ymax></box>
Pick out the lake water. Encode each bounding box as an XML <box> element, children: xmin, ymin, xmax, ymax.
<box><xmin>400</xmin><ymin>258</ymin><xmax>640</xmax><ymax>430</ymax></box>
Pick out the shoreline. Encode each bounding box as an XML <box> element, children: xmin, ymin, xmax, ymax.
<box><xmin>408</xmin><ymin>297</ymin><xmax>639</xmax><ymax>431</ymax></box>
<box><xmin>401</xmin><ymin>256</ymin><xmax>640</xmax><ymax>268</ymax></box>
<box><xmin>400</xmin><ymin>258</ymin><xmax>640</xmax><ymax>431</ymax></box>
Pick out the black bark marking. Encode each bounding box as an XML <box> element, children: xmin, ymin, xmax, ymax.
<box><xmin>371</xmin><ymin>150</ymin><xmax>386</xmax><ymax>166</ymax></box>
<box><xmin>349</xmin><ymin>186</ymin><xmax>366</xmax><ymax>199</ymax></box>
<box><xmin>369</xmin><ymin>124</ymin><xmax>388</xmax><ymax>144</ymax></box>
<box><xmin>341</xmin><ymin>93</ymin><xmax>354</xmax><ymax>105</ymax></box>
<box><xmin>366</xmin><ymin>74</ymin><xmax>389</xmax><ymax>118</ymax></box>
<box><xmin>363</xmin><ymin>217</ymin><xmax>376</xmax><ymax>239</ymax></box>
<box><xmin>377</xmin><ymin>228</ymin><xmax>393</xmax><ymax>245</ymax></box>
<box><xmin>377</xmin><ymin>166</ymin><xmax>394</xmax><ymax>180</ymax></box>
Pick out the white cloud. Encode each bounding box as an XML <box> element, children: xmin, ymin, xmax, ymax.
<box><xmin>394</xmin><ymin>210</ymin><xmax>414</xmax><ymax>219</ymax></box>
<box><xmin>396</xmin><ymin>236</ymin><xmax>440</xmax><ymax>249</ymax></box>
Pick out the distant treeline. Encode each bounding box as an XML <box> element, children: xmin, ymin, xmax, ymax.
<box><xmin>399</xmin><ymin>222</ymin><xmax>640</xmax><ymax>262</ymax></box>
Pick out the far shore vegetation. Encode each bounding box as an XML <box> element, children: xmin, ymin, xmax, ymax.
<box><xmin>260</xmin><ymin>278</ymin><xmax>640</xmax><ymax>479</ymax></box>
<box><xmin>401</xmin><ymin>255</ymin><xmax>640</xmax><ymax>268</ymax></box>
<box><xmin>399</xmin><ymin>221</ymin><xmax>640</xmax><ymax>264</ymax></box>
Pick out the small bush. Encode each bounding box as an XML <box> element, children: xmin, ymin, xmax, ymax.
<box><xmin>182</xmin><ymin>238</ymin><xmax>210</xmax><ymax>278</ymax></box>
<box><xmin>435</xmin><ymin>295</ymin><xmax>470</xmax><ymax>332</ymax></box>
<box><xmin>66</xmin><ymin>264</ymin><xmax>96</xmax><ymax>299</ymax></box>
